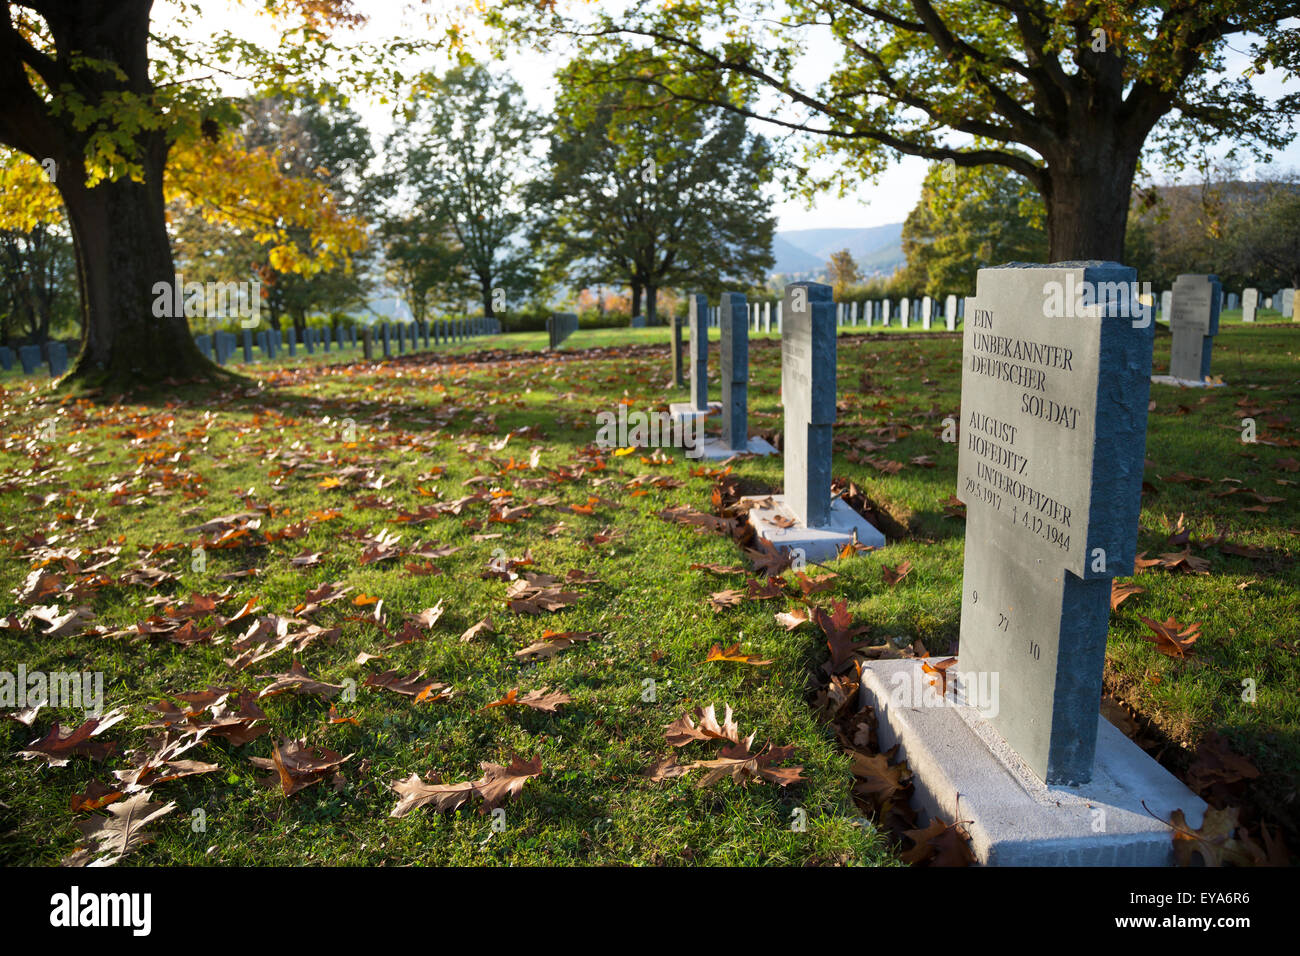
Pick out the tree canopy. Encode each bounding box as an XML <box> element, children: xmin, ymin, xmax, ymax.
<box><xmin>487</xmin><ymin>0</ymin><xmax>1300</xmax><ymax>261</ymax></box>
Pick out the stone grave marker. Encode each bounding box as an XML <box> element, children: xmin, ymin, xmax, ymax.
<box><xmin>1242</xmin><ymin>288</ymin><xmax>1258</xmax><ymax>323</ymax></box>
<box><xmin>954</xmin><ymin>261</ymin><xmax>1154</xmax><ymax>783</ymax></box>
<box><xmin>668</xmin><ymin>295</ymin><xmax>719</xmax><ymax>427</ymax></box>
<box><xmin>922</xmin><ymin>296</ymin><xmax>933</xmax><ymax>330</ymax></box>
<box><xmin>1166</xmin><ymin>273</ymin><xmax>1222</xmax><ymax>382</ymax></box>
<box><xmin>47</xmin><ymin>342</ymin><xmax>68</xmax><ymax>377</ymax></box>
<box><xmin>742</xmin><ymin>282</ymin><xmax>885</xmax><ymax>560</ymax></box>
<box><xmin>696</xmin><ymin>292</ymin><xmax>777</xmax><ymax>459</ymax></box>
<box><xmin>857</xmin><ymin>261</ymin><xmax>1205</xmax><ymax>865</ymax></box>
<box><xmin>945</xmin><ymin>294</ymin><xmax>957</xmax><ymax>330</ymax></box>
<box><xmin>670</xmin><ymin>309</ymin><xmax>685</xmax><ymax>387</ymax></box>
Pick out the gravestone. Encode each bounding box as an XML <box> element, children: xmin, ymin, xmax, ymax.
<box><xmin>397</xmin><ymin>324</ymin><xmax>406</xmax><ymax>355</ymax></box>
<box><xmin>955</xmin><ymin>261</ymin><xmax>1154</xmax><ymax>783</ymax></box>
<box><xmin>742</xmin><ymin>282</ymin><xmax>884</xmax><ymax>560</ymax></box>
<box><xmin>349</xmin><ymin>326</ymin><xmax>357</xmax><ymax>349</ymax></box>
<box><xmin>630</xmin><ymin>315</ymin><xmax>646</xmax><ymax>328</ymax></box>
<box><xmin>688</xmin><ymin>295</ymin><xmax>709</xmax><ymax>410</ymax></box>
<box><xmin>287</xmin><ymin>328</ymin><xmax>297</xmax><ymax>357</ymax></box>
<box><xmin>382</xmin><ymin>323</ymin><xmax>392</xmax><ymax>358</ymax></box>
<box><xmin>1226</xmin><ymin>292</ymin><xmax>1239</xmax><ymax>311</ymax></box>
<box><xmin>1160</xmin><ymin>290</ymin><xmax>1173</xmax><ymax>321</ymax></box>
<box><xmin>1242</xmin><ymin>288</ymin><xmax>1258</xmax><ymax>323</ymax></box>
<box><xmin>670</xmin><ymin>310</ymin><xmax>685</xmax><ymax>386</ymax></box>
<box><xmin>881</xmin><ymin>299</ymin><xmax>890</xmax><ymax>327</ymax></box>
<box><xmin>256</xmin><ymin>330</ymin><xmax>270</xmax><ymax>359</ymax></box>
<box><xmin>1283</xmin><ymin>288</ymin><xmax>1295</xmax><ymax>318</ymax></box>
<box><xmin>921</xmin><ymin>296</ymin><xmax>933</xmax><ymax>330</ymax></box>
<box><xmin>362</xmin><ymin>328</ymin><xmax>373</xmax><ymax>361</ymax></box>
<box><xmin>697</xmin><ymin>292</ymin><xmax>777</xmax><ymax>459</ymax></box>
<box><xmin>945</xmin><ymin>295</ymin><xmax>957</xmax><ymax>331</ymax></box>
<box><xmin>547</xmin><ymin>313</ymin><xmax>578</xmax><ymax>350</ymax></box>
<box><xmin>764</xmin><ymin>301</ymin><xmax>772</xmax><ymax>333</ymax></box>
<box><xmin>668</xmin><ymin>294</ymin><xmax>720</xmax><ymax>427</ymax></box>
<box><xmin>899</xmin><ymin>297</ymin><xmax>910</xmax><ymax>329</ymax></box>
<box><xmin>0</xmin><ymin>346</ymin><xmax>11</xmax><ymax>371</ymax></box>
<box><xmin>47</xmin><ymin>342</ymin><xmax>68</xmax><ymax>377</ymax></box>
<box><xmin>857</xmin><ymin>263</ymin><xmax>1204</xmax><ymax>865</ymax></box>
<box><xmin>1166</xmin><ymin>273</ymin><xmax>1222</xmax><ymax>382</ymax></box>
<box><xmin>242</xmin><ymin>329</ymin><xmax>254</xmax><ymax>363</ymax></box>
<box><xmin>195</xmin><ymin>335</ymin><xmax>213</xmax><ymax>361</ymax></box>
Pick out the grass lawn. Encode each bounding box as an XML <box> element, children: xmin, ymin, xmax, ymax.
<box><xmin>0</xmin><ymin>318</ymin><xmax>1295</xmax><ymax>865</ymax></box>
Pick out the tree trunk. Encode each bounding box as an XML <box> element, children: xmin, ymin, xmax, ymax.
<box><xmin>480</xmin><ymin>276</ymin><xmax>494</xmax><ymax>318</ymax></box>
<box><xmin>630</xmin><ymin>283</ymin><xmax>643</xmax><ymax>318</ymax></box>
<box><xmin>60</xmin><ymin>140</ymin><xmax>213</xmax><ymax>387</ymax></box>
<box><xmin>645</xmin><ymin>282</ymin><xmax>658</xmax><ymax>326</ymax></box>
<box><xmin>1042</xmin><ymin>132</ymin><xmax>1143</xmax><ymax>262</ymax></box>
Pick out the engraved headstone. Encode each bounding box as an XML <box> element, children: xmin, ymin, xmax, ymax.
<box><xmin>922</xmin><ymin>296</ymin><xmax>933</xmax><ymax>330</ymax></box>
<box><xmin>945</xmin><ymin>294</ymin><xmax>957</xmax><ymax>331</ymax></box>
<box><xmin>1168</xmin><ymin>274</ymin><xmax>1221</xmax><ymax>381</ymax></box>
<box><xmin>956</xmin><ymin>261</ymin><xmax>1154</xmax><ymax>785</ymax></box>
<box><xmin>899</xmin><ymin>297</ymin><xmax>909</xmax><ymax>329</ymax></box>
<box><xmin>1283</xmin><ymin>288</ymin><xmax>1295</xmax><ymax>318</ymax></box>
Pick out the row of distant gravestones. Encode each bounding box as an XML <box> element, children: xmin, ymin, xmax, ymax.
<box><xmin>194</xmin><ymin>316</ymin><xmax>501</xmax><ymax>366</ymax></box>
<box><xmin>692</xmin><ymin>294</ymin><xmax>968</xmax><ymax>333</ymax></box>
<box><xmin>570</xmin><ymin>294</ymin><xmax>971</xmax><ymax>346</ymax></box>
<box><xmin>0</xmin><ymin>317</ymin><xmax>503</xmax><ymax>379</ymax></box>
<box><xmin>0</xmin><ymin>342</ymin><xmax>70</xmax><ymax>378</ymax></box>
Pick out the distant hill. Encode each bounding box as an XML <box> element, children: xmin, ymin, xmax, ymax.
<box><xmin>771</xmin><ymin>223</ymin><xmax>905</xmax><ymax>278</ymax></box>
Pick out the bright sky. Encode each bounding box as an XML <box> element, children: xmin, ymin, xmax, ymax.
<box><xmin>160</xmin><ymin>1</ymin><xmax>1300</xmax><ymax>232</ymax></box>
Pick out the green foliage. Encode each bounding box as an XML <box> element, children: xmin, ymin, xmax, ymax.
<box><xmin>900</xmin><ymin>163</ymin><xmax>1047</xmax><ymax>296</ymax></box>
<box><xmin>529</xmin><ymin>57</ymin><xmax>776</xmax><ymax>320</ymax></box>
<box><xmin>0</xmin><ymin>222</ymin><xmax>79</xmax><ymax>344</ymax></box>
<box><xmin>383</xmin><ymin>64</ymin><xmax>545</xmax><ymax>319</ymax></box>
<box><xmin>487</xmin><ymin>0</ymin><xmax>1300</xmax><ymax>257</ymax></box>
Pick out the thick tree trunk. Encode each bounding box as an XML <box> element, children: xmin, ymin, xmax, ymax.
<box><xmin>480</xmin><ymin>276</ymin><xmax>494</xmax><ymax>318</ymax></box>
<box><xmin>645</xmin><ymin>282</ymin><xmax>658</xmax><ymax>326</ymax></box>
<box><xmin>630</xmin><ymin>283</ymin><xmax>643</xmax><ymax>318</ymax></box>
<box><xmin>60</xmin><ymin>141</ymin><xmax>213</xmax><ymax>387</ymax></box>
<box><xmin>1042</xmin><ymin>132</ymin><xmax>1143</xmax><ymax>262</ymax></box>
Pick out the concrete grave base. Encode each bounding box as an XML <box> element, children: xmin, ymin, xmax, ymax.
<box><xmin>1150</xmin><ymin>374</ymin><xmax>1227</xmax><ymax>389</ymax></box>
<box><xmin>667</xmin><ymin>401</ymin><xmax>720</xmax><ymax>425</ymax></box>
<box><xmin>696</xmin><ymin>435</ymin><xmax>779</xmax><ymax>460</ymax></box>
<box><xmin>858</xmin><ymin>658</ymin><xmax>1207</xmax><ymax>866</ymax></box>
<box><xmin>742</xmin><ymin>494</ymin><xmax>885</xmax><ymax>563</ymax></box>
